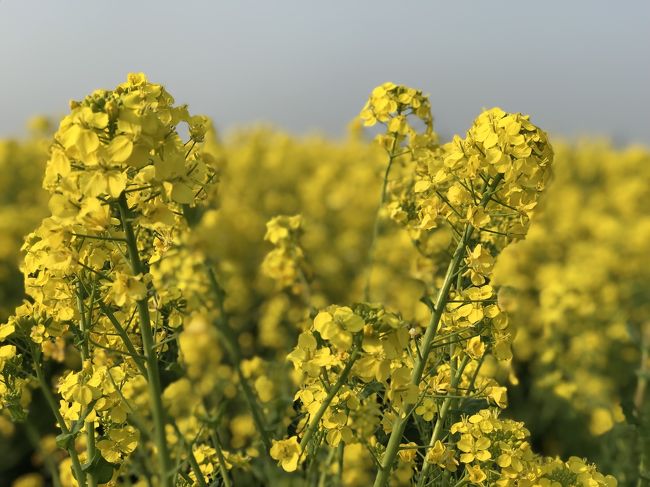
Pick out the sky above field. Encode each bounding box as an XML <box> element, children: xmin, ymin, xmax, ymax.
<box><xmin>1</xmin><ymin>0</ymin><xmax>648</xmax><ymax>144</ymax></box>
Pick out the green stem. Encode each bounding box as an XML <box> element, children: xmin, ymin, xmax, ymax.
<box><xmin>206</xmin><ymin>267</ymin><xmax>273</xmax><ymax>452</ymax></box>
<box><xmin>417</xmin><ymin>356</ymin><xmax>470</xmax><ymax>487</ymax></box>
<box><xmin>117</xmin><ymin>194</ymin><xmax>173</xmax><ymax>487</ymax></box>
<box><xmin>97</xmin><ymin>300</ymin><xmax>147</xmax><ymax>376</ymax></box>
<box><xmin>211</xmin><ymin>432</ymin><xmax>233</xmax><ymax>487</ymax></box>
<box><xmin>372</xmin><ymin>177</ymin><xmax>501</xmax><ymax>487</ymax></box>
<box><xmin>363</xmin><ymin>134</ymin><xmax>400</xmax><ymax>302</ymax></box>
<box><xmin>170</xmin><ymin>422</ymin><xmax>208</xmax><ymax>487</ymax></box>
<box><xmin>460</xmin><ymin>354</ymin><xmax>486</xmax><ymax>408</ymax></box>
<box><xmin>337</xmin><ymin>442</ymin><xmax>344</xmax><ymax>487</ymax></box>
<box><xmin>84</xmin><ymin>421</ymin><xmax>98</xmax><ymax>487</ymax></box>
<box><xmin>33</xmin><ymin>354</ymin><xmax>86</xmax><ymax>486</ymax></box>
<box><xmin>300</xmin><ymin>346</ymin><xmax>360</xmax><ymax>451</ymax></box>
<box><xmin>76</xmin><ymin>284</ymin><xmax>97</xmax><ymax>487</ymax></box>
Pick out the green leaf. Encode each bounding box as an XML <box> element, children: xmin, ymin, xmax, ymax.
<box><xmin>83</xmin><ymin>451</ymin><xmax>117</xmax><ymax>483</ymax></box>
<box><xmin>55</xmin><ymin>417</ymin><xmax>87</xmax><ymax>449</ymax></box>
<box><xmin>55</xmin><ymin>430</ymin><xmax>74</xmax><ymax>450</ymax></box>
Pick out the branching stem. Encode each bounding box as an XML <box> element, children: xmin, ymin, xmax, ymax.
<box><xmin>372</xmin><ymin>176</ymin><xmax>502</xmax><ymax>487</ymax></box>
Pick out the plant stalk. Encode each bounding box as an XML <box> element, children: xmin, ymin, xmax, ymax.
<box><xmin>117</xmin><ymin>194</ymin><xmax>173</xmax><ymax>487</ymax></box>
<box><xmin>372</xmin><ymin>177</ymin><xmax>501</xmax><ymax>487</ymax></box>
<box><xmin>299</xmin><ymin>346</ymin><xmax>360</xmax><ymax>451</ymax></box>
<box><xmin>364</xmin><ymin>134</ymin><xmax>400</xmax><ymax>302</ymax></box>
<box><xmin>33</xmin><ymin>354</ymin><xmax>87</xmax><ymax>486</ymax></box>
<box><xmin>76</xmin><ymin>285</ymin><xmax>97</xmax><ymax>487</ymax></box>
<box><xmin>417</xmin><ymin>356</ymin><xmax>470</xmax><ymax>487</ymax></box>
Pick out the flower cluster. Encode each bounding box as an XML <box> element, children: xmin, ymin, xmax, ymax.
<box><xmin>448</xmin><ymin>409</ymin><xmax>617</xmax><ymax>486</ymax></box>
<box><xmin>269</xmin><ymin>84</ymin><xmax>612</xmax><ymax>487</ymax></box>
<box><xmin>261</xmin><ymin>214</ymin><xmax>308</xmax><ymax>293</ymax></box>
<box><xmin>360</xmin><ymin>82</ymin><xmax>434</xmax><ymax>149</ymax></box>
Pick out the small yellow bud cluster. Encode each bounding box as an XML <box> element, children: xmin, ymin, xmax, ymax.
<box><xmin>261</xmin><ymin>214</ymin><xmax>309</xmax><ymax>292</ymax></box>
<box><xmin>360</xmin><ymin>82</ymin><xmax>435</xmax><ymax>151</ymax></box>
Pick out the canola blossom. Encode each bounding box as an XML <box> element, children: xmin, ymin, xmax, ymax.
<box><xmin>0</xmin><ymin>74</ymin><xmax>642</xmax><ymax>486</ymax></box>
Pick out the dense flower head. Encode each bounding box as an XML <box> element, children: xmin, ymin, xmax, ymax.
<box><xmin>449</xmin><ymin>409</ymin><xmax>617</xmax><ymax>486</ymax></box>
<box><xmin>10</xmin><ymin>72</ymin><xmax>219</xmax><ymax>341</ymax></box>
<box><xmin>0</xmin><ymin>74</ymin><xmax>225</xmax><ymax>486</ymax></box>
<box><xmin>45</xmin><ymin>72</ymin><xmax>216</xmax><ymax>204</ymax></box>
<box><xmin>404</xmin><ymin>107</ymin><xmax>553</xmax><ymax>246</ymax></box>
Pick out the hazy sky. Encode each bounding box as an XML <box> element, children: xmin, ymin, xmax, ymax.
<box><xmin>1</xmin><ymin>1</ymin><xmax>648</xmax><ymax>144</ymax></box>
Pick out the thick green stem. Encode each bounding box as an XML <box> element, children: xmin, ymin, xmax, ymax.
<box><xmin>117</xmin><ymin>194</ymin><xmax>172</xmax><ymax>487</ymax></box>
<box><xmin>372</xmin><ymin>177</ymin><xmax>501</xmax><ymax>487</ymax></box>
<box><xmin>300</xmin><ymin>346</ymin><xmax>360</xmax><ymax>451</ymax></box>
<box><xmin>207</xmin><ymin>268</ymin><xmax>273</xmax><ymax>452</ymax></box>
<box><xmin>84</xmin><ymin>421</ymin><xmax>98</xmax><ymax>487</ymax></box>
<box><xmin>337</xmin><ymin>442</ymin><xmax>344</xmax><ymax>486</ymax></box>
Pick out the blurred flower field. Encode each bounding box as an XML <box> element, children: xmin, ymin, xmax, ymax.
<box><xmin>0</xmin><ymin>75</ymin><xmax>648</xmax><ymax>486</ymax></box>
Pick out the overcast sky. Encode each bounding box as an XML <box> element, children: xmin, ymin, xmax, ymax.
<box><xmin>1</xmin><ymin>0</ymin><xmax>648</xmax><ymax>144</ymax></box>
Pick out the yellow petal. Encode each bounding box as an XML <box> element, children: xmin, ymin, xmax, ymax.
<box><xmin>107</xmin><ymin>136</ymin><xmax>134</xmax><ymax>163</ymax></box>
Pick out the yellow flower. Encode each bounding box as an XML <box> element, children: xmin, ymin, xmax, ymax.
<box><xmin>415</xmin><ymin>398</ymin><xmax>437</xmax><ymax>421</ymax></box>
<box><xmin>264</xmin><ymin>214</ymin><xmax>302</xmax><ymax>245</ymax></box>
<box><xmin>108</xmin><ymin>272</ymin><xmax>147</xmax><ymax>306</ymax></box>
<box><xmin>426</xmin><ymin>440</ymin><xmax>459</xmax><ymax>472</ymax></box>
<box><xmin>397</xmin><ymin>442</ymin><xmax>418</xmax><ymax>463</ymax></box>
<box><xmin>457</xmin><ymin>433</ymin><xmax>491</xmax><ymax>463</ymax></box>
<box><xmin>96</xmin><ymin>425</ymin><xmax>139</xmax><ymax>463</ymax></box>
<box><xmin>466</xmin><ymin>336</ymin><xmax>485</xmax><ymax>360</ymax></box>
<box><xmin>270</xmin><ymin>436</ymin><xmax>302</xmax><ymax>472</ymax></box>
<box><xmin>466</xmin><ymin>463</ymin><xmax>487</xmax><ymax>484</ymax></box>
<box><xmin>0</xmin><ymin>323</ymin><xmax>15</xmax><ymax>340</ymax></box>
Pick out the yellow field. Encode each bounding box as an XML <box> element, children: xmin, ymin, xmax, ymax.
<box><xmin>1</xmin><ymin>75</ymin><xmax>648</xmax><ymax>486</ymax></box>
